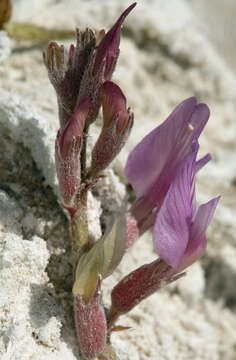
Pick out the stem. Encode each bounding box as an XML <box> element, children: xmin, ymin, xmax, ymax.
<box><xmin>71</xmin><ymin>120</ymin><xmax>91</xmax><ymax>272</ymax></box>
<box><xmin>106</xmin><ymin>306</ymin><xmax>119</xmax><ymax>331</ymax></box>
<box><xmin>71</xmin><ymin>189</ymin><xmax>89</xmax><ymax>272</ymax></box>
<box><xmin>81</xmin><ymin>124</ymin><xmax>89</xmax><ymax>182</ymax></box>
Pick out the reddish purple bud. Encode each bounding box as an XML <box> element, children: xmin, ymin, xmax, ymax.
<box><xmin>93</xmin><ymin>3</ymin><xmax>136</xmax><ymax>79</ymax></box>
<box><xmin>74</xmin><ymin>288</ymin><xmax>107</xmax><ymax>359</ymax></box>
<box><xmin>102</xmin><ymin>81</ymin><xmax>128</xmax><ymax>130</ymax></box>
<box><xmin>59</xmin><ymin>99</ymin><xmax>90</xmax><ymax>159</ymax></box>
<box><xmin>108</xmin><ymin>258</ymin><xmax>183</xmax><ymax>328</ymax></box>
<box><xmin>76</xmin><ymin>4</ymin><xmax>136</xmax><ymax>126</ymax></box>
<box><xmin>91</xmin><ymin>81</ymin><xmax>133</xmax><ymax>175</ymax></box>
<box><xmin>55</xmin><ymin>99</ymin><xmax>90</xmax><ymax>205</ymax></box>
<box><xmin>43</xmin><ymin>30</ymin><xmax>95</xmax><ymax>128</ymax></box>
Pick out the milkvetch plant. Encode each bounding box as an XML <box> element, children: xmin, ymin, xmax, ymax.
<box><xmin>43</xmin><ymin>3</ymin><xmax>220</xmax><ymax>359</ymax></box>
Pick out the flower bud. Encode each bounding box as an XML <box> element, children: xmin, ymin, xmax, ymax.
<box><xmin>43</xmin><ymin>30</ymin><xmax>95</xmax><ymax>128</ymax></box>
<box><xmin>74</xmin><ymin>285</ymin><xmax>107</xmax><ymax>359</ymax></box>
<box><xmin>91</xmin><ymin>81</ymin><xmax>133</xmax><ymax>176</ymax></box>
<box><xmin>93</xmin><ymin>3</ymin><xmax>136</xmax><ymax>80</ymax></box>
<box><xmin>55</xmin><ymin>99</ymin><xmax>90</xmax><ymax>206</ymax></box>
<box><xmin>108</xmin><ymin>259</ymin><xmax>183</xmax><ymax>328</ymax></box>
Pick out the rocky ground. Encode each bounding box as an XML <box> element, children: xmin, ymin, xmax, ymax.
<box><xmin>0</xmin><ymin>0</ymin><xmax>236</xmax><ymax>359</ymax></box>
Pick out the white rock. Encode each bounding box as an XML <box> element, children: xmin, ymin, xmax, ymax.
<box><xmin>94</xmin><ymin>169</ymin><xmax>126</xmax><ymax>213</ymax></box>
<box><xmin>87</xmin><ymin>190</ymin><xmax>102</xmax><ymax>242</ymax></box>
<box><xmin>176</xmin><ymin>262</ymin><xmax>205</xmax><ymax>305</ymax></box>
<box><xmin>0</xmin><ymin>31</ymin><xmax>11</xmax><ymax>66</ymax></box>
<box><xmin>33</xmin><ymin>317</ymin><xmax>61</xmax><ymax>348</ymax></box>
<box><xmin>0</xmin><ymin>191</ymin><xmax>23</xmax><ymax>235</ymax></box>
<box><xmin>0</xmin><ymin>90</ymin><xmax>57</xmax><ymax>194</ymax></box>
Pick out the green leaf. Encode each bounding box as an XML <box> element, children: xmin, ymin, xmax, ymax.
<box><xmin>100</xmin><ymin>212</ymin><xmax>126</xmax><ymax>279</ymax></box>
<box><xmin>72</xmin><ymin>212</ymin><xmax>126</xmax><ymax>300</ymax></box>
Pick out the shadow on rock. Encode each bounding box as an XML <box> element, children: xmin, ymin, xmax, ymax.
<box><xmin>203</xmin><ymin>256</ymin><xmax>236</xmax><ymax>312</ymax></box>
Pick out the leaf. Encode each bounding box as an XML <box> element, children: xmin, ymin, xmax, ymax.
<box><xmin>72</xmin><ymin>212</ymin><xmax>126</xmax><ymax>300</ymax></box>
<box><xmin>72</xmin><ymin>241</ymin><xmax>103</xmax><ymax>299</ymax></box>
<box><xmin>100</xmin><ymin>211</ymin><xmax>126</xmax><ymax>278</ymax></box>
<box><xmin>110</xmin><ymin>325</ymin><xmax>132</xmax><ymax>333</ymax></box>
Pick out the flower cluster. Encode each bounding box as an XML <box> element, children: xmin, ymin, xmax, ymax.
<box><xmin>44</xmin><ymin>3</ymin><xmax>219</xmax><ymax>359</ymax></box>
<box><xmin>44</xmin><ymin>3</ymin><xmax>136</xmax><ymax>212</ymax></box>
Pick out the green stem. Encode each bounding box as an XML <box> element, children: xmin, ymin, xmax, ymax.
<box><xmin>71</xmin><ymin>189</ymin><xmax>89</xmax><ymax>273</ymax></box>
<box><xmin>70</xmin><ymin>122</ymin><xmax>90</xmax><ymax>273</ymax></box>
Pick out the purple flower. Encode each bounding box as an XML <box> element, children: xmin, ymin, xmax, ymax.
<box><xmin>108</xmin><ymin>141</ymin><xmax>219</xmax><ymax>326</ymax></box>
<box><xmin>125</xmin><ymin>97</ymin><xmax>211</xmax><ymax>233</ymax></box>
<box><xmin>153</xmin><ymin>143</ymin><xmax>220</xmax><ymax>271</ymax></box>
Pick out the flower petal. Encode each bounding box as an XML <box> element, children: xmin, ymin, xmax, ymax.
<box><xmin>180</xmin><ymin>196</ymin><xmax>220</xmax><ymax>270</ymax></box>
<box><xmin>192</xmin><ymin>196</ymin><xmax>220</xmax><ymax>241</ymax></box>
<box><xmin>195</xmin><ymin>153</ymin><xmax>211</xmax><ymax>173</ymax></box>
<box><xmin>153</xmin><ymin>149</ymin><xmax>197</xmax><ymax>270</ymax></box>
<box><xmin>125</xmin><ymin>98</ymin><xmax>210</xmax><ymax>199</ymax></box>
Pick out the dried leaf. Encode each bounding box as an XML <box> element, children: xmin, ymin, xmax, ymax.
<box><xmin>110</xmin><ymin>325</ymin><xmax>132</xmax><ymax>333</ymax></box>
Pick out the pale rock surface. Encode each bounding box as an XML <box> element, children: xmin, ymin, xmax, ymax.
<box><xmin>0</xmin><ymin>0</ymin><xmax>236</xmax><ymax>359</ymax></box>
<box><xmin>0</xmin><ymin>191</ymin><xmax>23</xmax><ymax>235</ymax></box>
<box><xmin>191</xmin><ymin>0</ymin><xmax>236</xmax><ymax>72</ymax></box>
<box><xmin>87</xmin><ymin>191</ymin><xmax>102</xmax><ymax>242</ymax></box>
<box><xmin>0</xmin><ymin>31</ymin><xmax>11</xmax><ymax>67</ymax></box>
<box><xmin>94</xmin><ymin>169</ymin><xmax>126</xmax><ymax>213</ymax></box>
